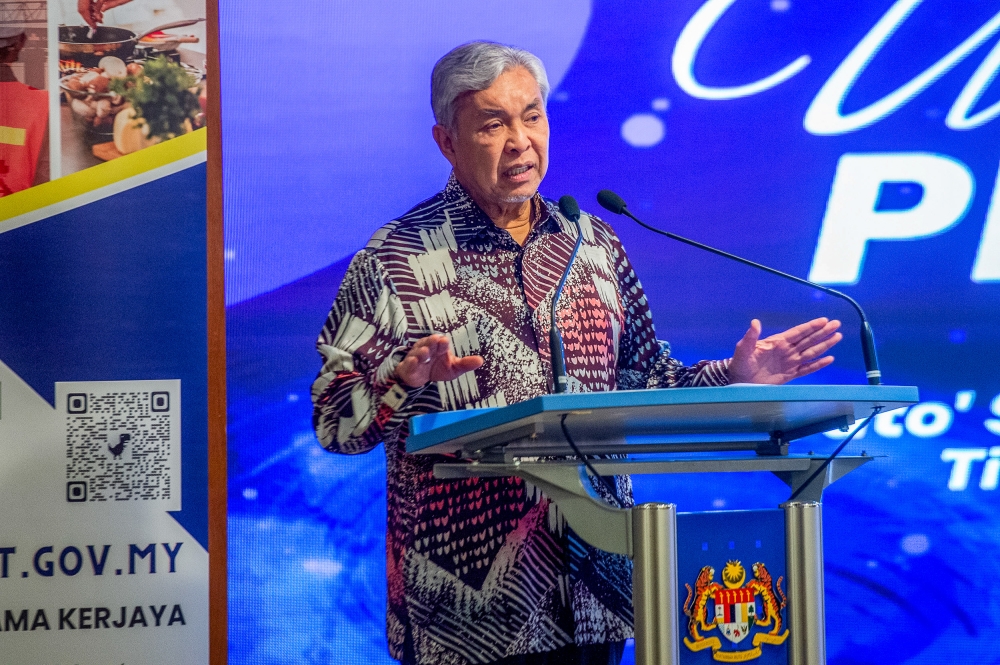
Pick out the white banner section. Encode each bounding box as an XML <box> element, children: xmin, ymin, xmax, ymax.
<box><xmin>0</xmin><ymin>363</ymin><xmax>208</xmax><ymax>664</ymax></box>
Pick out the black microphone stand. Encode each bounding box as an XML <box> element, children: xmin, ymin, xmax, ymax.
<box><xmin>553</xmin><ymin>195</ymin><xmax>623</xmax><ymax>506</ymax></box>
<box><xmin>597</xmin><ymin>190</ymin><xmax>882</xmax><ymax>385</ymax></box>
<box><xmin>551</xmin><ymin>195</ymin><xmax>585</xmax><ymax>393</ymax></box>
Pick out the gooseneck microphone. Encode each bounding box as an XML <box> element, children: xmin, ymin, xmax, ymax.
<box><xmin>596</xmin><ymin>189</ymin><xmax>882</xmax><ymax>385</ymax></box>
<box><xmin>551</xmin><ymin>195</ymin><xmax>585</xmax><ymax>393</ymax></box>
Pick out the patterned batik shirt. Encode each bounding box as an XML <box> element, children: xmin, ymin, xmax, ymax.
<box><xmin>312</xmin><ymin>174</ymin><xmax>730</xmax><ymax>665</ymax></box>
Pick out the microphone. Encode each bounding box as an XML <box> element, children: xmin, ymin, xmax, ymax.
<box><xmin>551</xmin><ymin>195</ymin><xmax>585</xmax><ymax>393</ymax></box>
<box><xmin>596</xmin><ymin>189</ymin><xmax>882</xmax><ymax>385</ymax></box>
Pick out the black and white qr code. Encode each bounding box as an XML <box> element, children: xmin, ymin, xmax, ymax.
<box><xmin>59</xmin><ymin>380</ymin><xmax>181</xmax><ymax>507</ymax></box>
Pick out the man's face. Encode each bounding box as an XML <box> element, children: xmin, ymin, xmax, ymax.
<box><xmin>434</xmin><ymin>66</ymin><xmax>549</xmax><ymax>213</ymax></box>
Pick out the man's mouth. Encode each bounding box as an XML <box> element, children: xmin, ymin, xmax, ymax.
<box><xmin>503</xmin><ymin>164</ymin><xmax>534</xmax><ymax>180</ymax></box>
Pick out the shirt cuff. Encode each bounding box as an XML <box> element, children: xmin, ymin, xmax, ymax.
<box><xmin>714</xmin><ymin>358</ymin><xmax>732</xmax><ymax>386</ymax></box>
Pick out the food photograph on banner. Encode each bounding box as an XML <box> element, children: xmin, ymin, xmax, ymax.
<box><xmin>2</xmin><ymin>0</ymin><xmax>207</xmax><ymax>195</ymax></box>
<box><xmin>53</xmin><ymin>0</ymin><xmax>207</xmax><ymax>176</ymax></box>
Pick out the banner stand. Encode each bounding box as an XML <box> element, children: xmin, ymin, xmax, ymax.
<box><xmin>207</xmin><ymin>0</ymin><xmax>228</xmax><ymax>662</ymax></box>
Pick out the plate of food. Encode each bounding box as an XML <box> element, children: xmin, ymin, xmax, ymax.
<box><xmin>60</xmin><ymin>56</ymin><xmax>140</xmax><ymax>135</ymax></box>
<box><xmin>61</xmin><ymin>57</ymin><xmax>203</xmax><ymax>137</ymax></box>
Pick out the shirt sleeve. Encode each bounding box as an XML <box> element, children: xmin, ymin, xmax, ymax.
<box><xmin>605</xmin><ymin>222</ymin><xmax>731</xmax><ymax>390</ymax></box>
<box><xmin>608</xmin><ymin>227</ymin><xmax>662</xmax><ymax>390</ymax></box>
<box><xmin>646</xmin><ymin>342</ymin><xmax>731</xmax><ymax>388</ymax></box>
<box><xmin>311</xmin><ymin>249</ymin><xmax>429</xmax><ymax>454</ymax></box>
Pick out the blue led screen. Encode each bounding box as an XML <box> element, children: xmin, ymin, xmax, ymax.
<box><xmin>220</xmin><ymin>1</ymin><xmax>1000</xmax><ymax>663</ymax></box>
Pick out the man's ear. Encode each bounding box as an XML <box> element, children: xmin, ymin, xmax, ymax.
<box><xmin>432</xmin><ymin>124</ymin><xmax>458</xmax><ymax>167</ymax></box>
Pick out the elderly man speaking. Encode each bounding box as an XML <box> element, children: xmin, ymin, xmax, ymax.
<box><xmin>312</xmin><ymin>42</ymin><xmax>842</xmax><ymax>665</ymax></box>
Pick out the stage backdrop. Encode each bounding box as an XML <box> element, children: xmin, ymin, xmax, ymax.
<box><xmin>220</xmin><ymin>1</ymin><xmax>1000</xmax><ymax>663</ymax></box>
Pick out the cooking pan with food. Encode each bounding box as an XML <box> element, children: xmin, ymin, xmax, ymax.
<box><xmin>59</xmin><ymin>19</ymin><xmax>204</xmax><ymax>67</ymax></box>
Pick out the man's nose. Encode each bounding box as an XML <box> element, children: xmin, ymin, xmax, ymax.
<box><xmin>506</xmin><ymin>123</ymin><xmax>530</xmax><ymax>152</ymax></box>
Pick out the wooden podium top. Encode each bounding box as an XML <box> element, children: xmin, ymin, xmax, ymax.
<box><xmin>407</xmin><ymin>384</ymin><xmax>919</xmax><ymax>458</ymax></box>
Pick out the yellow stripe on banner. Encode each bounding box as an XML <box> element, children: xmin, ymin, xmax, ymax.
<box><xmin>0</xmin><ymin>126</ymin><xmax>27</xmax><ymax>146</ymax></box>
<box><xmin>0</xmin><ymin>128</ymin><xmax>207</xmax><ymax>222</ymax></box>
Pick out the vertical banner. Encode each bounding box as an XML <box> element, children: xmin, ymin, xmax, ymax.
<box><xmin>0</xmin><ymin>0</ymin><xmax>215</xmax><ymax>659</ymax></box>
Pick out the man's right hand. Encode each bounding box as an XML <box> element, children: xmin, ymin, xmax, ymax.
<box><xmin>395</xmin><ymin>334</ymin><xmax>483</xmax><ymax>388</ymax></box>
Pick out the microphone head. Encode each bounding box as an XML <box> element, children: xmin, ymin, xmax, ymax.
<box><xmin>597</xmin><ymin>189</ymin><xmax>627</xmax><ymax>215</ymax></box>
<box><xmin>558</xmin><ymin>195</ymin><xmax>581</xmax><ymax>222</ymax></box>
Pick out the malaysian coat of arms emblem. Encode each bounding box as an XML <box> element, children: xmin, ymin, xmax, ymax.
<box><xmin>683</xmin><ymin>560</ymin><xmax>789</xmax><ymax>662</ymax></box>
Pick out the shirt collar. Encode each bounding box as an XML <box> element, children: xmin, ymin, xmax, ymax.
<box><xmin>443</xmin><ymin>172</ymin><xmax>562</xmax><ymax>250</ymax></box>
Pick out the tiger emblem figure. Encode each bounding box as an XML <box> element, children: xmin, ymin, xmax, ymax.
<box><xmin>683</xmin><ymin>560</ymin><xmax>789</xmax><ymax>662</ymax></box>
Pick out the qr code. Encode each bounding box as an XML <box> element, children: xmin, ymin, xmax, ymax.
<box><xmin>57</xmin><ymin>380</ymin><xmax>181</xmax><ymax>509</ymax></box>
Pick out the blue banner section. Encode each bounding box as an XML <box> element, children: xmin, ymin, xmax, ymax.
<box><xmin>221</xmin><ymin>0</ymin><xmax>1000</xmax><ymax>663</ymax></box>
<box><xmin>0</xmin><ymin>164</ymin><xmax>209</xmax><ymax>548</ymax></box>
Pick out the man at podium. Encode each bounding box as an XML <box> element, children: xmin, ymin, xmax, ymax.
<box><xmin>312</xmin><ymin>41</ymin><xmax>842</xmax><ymax>665</ymax></box>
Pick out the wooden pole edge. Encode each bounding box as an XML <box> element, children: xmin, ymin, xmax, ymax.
<box><xmin>206</xmin><ymin>0</ymin><xmax>228</xmax><ymax>661</ymax></box>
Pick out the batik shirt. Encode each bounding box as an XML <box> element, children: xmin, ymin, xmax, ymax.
<box><xmin>312</xmin><ymin>174</ymin><xmax>730</xmax><ymax>665</ymax></box>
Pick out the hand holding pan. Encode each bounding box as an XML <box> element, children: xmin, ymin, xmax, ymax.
<box><xmin>77</xmin><ymin>0</ymin><xmax>136</xmax><ymax>29</ymax></box>
<box><xmin>78</xmin><ymin>0</ymin><xmax>165</xmax><ymax>29</ymax></box>
<box><xmin>60</xmin><ymin>19</ymin><xmax>205</xmax><ymax>66</ymax></box>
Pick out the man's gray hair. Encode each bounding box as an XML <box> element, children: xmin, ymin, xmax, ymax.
<box><xmin>431</xmin><ymin>41</ymin><xmax>550</xmax><ymax>129</ymax></box>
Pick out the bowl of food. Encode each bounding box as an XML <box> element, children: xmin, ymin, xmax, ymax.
<box><xmin>60</xmin><ymin>56</ymin><xmax>141</xmax><ymax>138</ymax></box>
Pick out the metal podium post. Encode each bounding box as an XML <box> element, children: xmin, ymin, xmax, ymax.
<box><xmin>632</xmin><ymin>503</ymin><xmax>680</xmax><ymax>665</ymax></box>
<box><xmin>785</xmin><ymin>501</ymin><xmax>826</xmax><ymax>665</ymax></box>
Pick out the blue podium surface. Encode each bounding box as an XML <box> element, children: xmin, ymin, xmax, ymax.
<box><xmin>407</xmin><ymin>384</ymin><xmax>918</xmax><ymax>457</ymax></box>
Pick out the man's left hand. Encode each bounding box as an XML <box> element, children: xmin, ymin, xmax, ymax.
<box><xmin>728</xmin><ymin>317</ymin><xmax>843</xmax><ymax>385</ymax></box>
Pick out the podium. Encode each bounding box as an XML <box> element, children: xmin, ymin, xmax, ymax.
<box><xmin>408</xmin><ymin>384</ymin><xmax>919</xmax><ymax>665</ymax></box>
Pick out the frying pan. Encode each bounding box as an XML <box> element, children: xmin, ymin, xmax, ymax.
<box><xmin>59</xmin><ymin>19</ymin><xmax>204</xmax><ymax>66</ymax></box>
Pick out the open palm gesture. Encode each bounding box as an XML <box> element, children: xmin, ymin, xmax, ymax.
<box><xmin>395</xmin><ymin>334</ymin><xmax>484</xmax><ymax>388</ymax></box>
<box><xmin>728</xmin><ymin>318</ymin><xmax>843</xmax><ymax>385</ymax></box>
